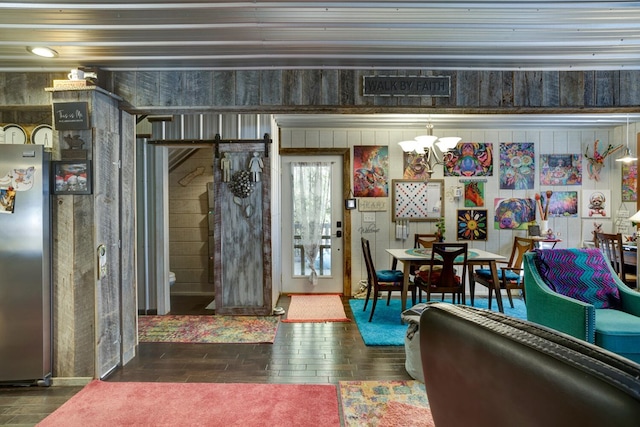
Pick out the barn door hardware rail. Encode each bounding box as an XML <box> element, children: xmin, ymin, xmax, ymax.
<box><xmin>147</xmin><ymin>133</ymin><xmax>272</xmax><ymax>157</ymax></box>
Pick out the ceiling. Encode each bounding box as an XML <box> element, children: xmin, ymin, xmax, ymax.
<box><xmin>3</xmin><ymin>1</ymin><xmax>640</xmax><ymax>72</ymax></box>
<box><xmin>3</xmin><ymin>1</ymin><xmax>640</xmax><ymax>129</ymax></box>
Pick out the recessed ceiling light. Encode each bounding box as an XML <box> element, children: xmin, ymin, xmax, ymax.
<box><xmin>27</xmin><ymin>46</ymin><xmax>58</xmax><ymax>58</ymax></box>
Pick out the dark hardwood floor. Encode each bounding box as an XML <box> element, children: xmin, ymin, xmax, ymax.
<box><xmin>0</xmin><ymin>294</ymin><xmax>411</xmax><ymax>425</ymax></box>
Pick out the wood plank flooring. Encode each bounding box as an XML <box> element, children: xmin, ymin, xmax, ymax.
<box><xmin>0</xmin><ymin>294</ymin><xmax>412</xmax><ymax>425</ymax></box>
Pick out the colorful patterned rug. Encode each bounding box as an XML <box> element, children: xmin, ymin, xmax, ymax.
<box><xmin>282</xmin><ymin>294</ymin><xmax>350</xmax><ymax>323</ymax></box>
<box><xmin>339</xmin><ymin>380</ymin><xmax>434</xmax><ymax>427</ymax></box>
<box><xmin>138</xmin><ymin>315</ymin><xmax>279</xmax><ymax>344</ymax></box>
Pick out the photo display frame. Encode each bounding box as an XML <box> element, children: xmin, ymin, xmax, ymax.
<box><xmin>392</xmin><ymin>179</ymin><xmax>444</xmax><ymax>221</ymax></box>
<box><xmin>52</xmin><ymin>160</ymin><xmax>92</xmax><ymax>195</ymax></box>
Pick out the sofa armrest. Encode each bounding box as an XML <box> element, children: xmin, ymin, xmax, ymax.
<box><xmin>419</xmin><ymin>303</ymin><xmax>640</xmax><ymax>427</ymax></box>
<box><xmin>523</xmin><ymin>252</ymin><xmax>596</xmax><ymax>343</ymax></box>
<box><xmin>619</xmin><ymin>284</ymin><xmax>640</xmax><ymax>317</ymax></box>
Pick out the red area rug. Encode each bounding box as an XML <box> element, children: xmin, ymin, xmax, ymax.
<box><xmin>282</xmin><ymin>294</ymin><xmax>350</xmax><ymax>323</ymax></box>
<box><xmin>138</xmin><ymin>314</ymin><xmax>279</xmax><ymax>344</ymax></box>
<box><xmin>339</xmin><ymin>380</ymin><xmax>433</xmax><ymax>427</ymax></box>
<box><xmin>37</xmin><ymin>380</ymin><xmax>340</xmax><ymax>427</ymax></box>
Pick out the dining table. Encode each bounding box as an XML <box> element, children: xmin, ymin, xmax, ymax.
<box><xmin>386</xmin><ymin>247</ymin><xmax>508</xmax><ymax>313</ymax></box>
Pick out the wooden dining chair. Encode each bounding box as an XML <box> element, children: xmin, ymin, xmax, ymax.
<box><xmin>414</xmin><ymin>242</ymin><xmax>468</xmax><ymax>304</ymax></box>
<box><xmin>414</xmin><ymin>233</ymin><xmax>439</xmax><ymax>249</ymax></box>
<box><xmin>472</xmin><ymin>236</ymin><xmax>535</xmax><ymax>309</ymax></box>
<box><xmin>361</xmin><ymin>237</ymin><xmax>416</xmax><ymax>322</ymax></box>
<box><xmin>594</xmin><ymin>232</ymin><xmax>637</xmax><ymax>288</ymax></box>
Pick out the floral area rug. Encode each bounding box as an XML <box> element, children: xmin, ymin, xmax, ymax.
<box><xmin>138</xmin><ymin>314</ymin><xmax>279</xmax><ymax>344</ymax></box>
<box><xmin>339</xmin><ymin>380</ymin><xmax>434</xmax><ymax>427</ymax></box>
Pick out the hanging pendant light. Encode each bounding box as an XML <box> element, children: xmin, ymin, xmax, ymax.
<box><xmin>616</xmin><ymin>115</ymin><xmax>637</xmax><ymax>163</ymax></box>
<box><xmin>397</xmin><ymin>119</ymin><xmax>462</xmax><ymax>176</ymax></box>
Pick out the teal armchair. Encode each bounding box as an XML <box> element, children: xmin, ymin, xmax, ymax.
<box><xmin>523</xmin><ymin>248</ymin><xmax>640</xmax><ymax>364</ymax></box>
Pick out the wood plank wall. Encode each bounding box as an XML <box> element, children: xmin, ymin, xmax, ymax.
<box><xmin>102</xmin><ymin>70</ymin><xmax>640</xmax><ymax>114</ymax></box>
<box><xmin>168</xmin><ymin>148</ymin><xmax>214</xmax><ymax>295</ymax></box>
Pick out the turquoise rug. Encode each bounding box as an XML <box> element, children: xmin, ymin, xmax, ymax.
<box><xmin>349</xmin><ymin>296</ymin><xmax>527</xmax><ymax>346</ymax></box>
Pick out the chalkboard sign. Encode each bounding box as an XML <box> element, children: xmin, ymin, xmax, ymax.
<box><xmin>53</xmin><ymin>102</ymin><xmax>90</xmax><ymax>130</ymax></box>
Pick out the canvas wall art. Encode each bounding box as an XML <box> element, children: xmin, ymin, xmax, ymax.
<box><xmin>457</xmin><ymin>209</ymin><xmax>488</xmax><ymax>241</ymax></box>
<box><xmin>443</xmin><ymin>142</ymin><xmax>493</xmax><ymax>177</ymax></box>
<box><xmin>499</xmin><ymin>142</ymin><xmax>535</xmax><ymax>190</ymax></box>
<box><xmin>622</xmin><ymin>163</ymin><xmax>637</xmax><ymax>202</ymax></box>
<box><xmin>541</xmin><ymin>191</ymin><xmax>578</xmax><ymax>217</ymax></box>
<box><xmin>353</xmin><ymin>145</ymin><xmax>389</xmax><ymax>197</ymax></box>
<box><xmin>581</xmin><ymin>189</ymin><xmax>611</xmax><ymax>218</ymax></box>
<box><xmin>540</xmin><ymin>154</ymin><xmax>582</xmax><ymax>185</ymax></box>
<box><xmin>493</xmin><ymin>197</ymin><xmax>536</xmax><ymax>230</ymax></box>
<box><xmin>402</xmin><ymin>152</ymin><xmax>431</xmax><ymax>180</ymax></box>
<box><xmin>464</xmin><ymin>181</ymin><xmax>485</xmax><ymax>207</ymax></box>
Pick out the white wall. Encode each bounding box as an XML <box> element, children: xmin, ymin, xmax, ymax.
<box><xmin>280</xmin><ymin>124</ymin><xmax>639</xmax><ymax>295</ymax></box>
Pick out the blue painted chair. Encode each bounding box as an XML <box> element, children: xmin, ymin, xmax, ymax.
<box><xmin>523</xmin><ymin>248</ymin><xmax>640</xmax><ymax>363</ymax></box>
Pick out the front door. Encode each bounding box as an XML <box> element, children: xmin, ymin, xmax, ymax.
<box><xmin>282</xmin><ymin>155</ymin><xmax>344</xmax><ymax>293</ymax></box>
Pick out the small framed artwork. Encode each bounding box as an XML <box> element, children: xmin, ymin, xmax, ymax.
<box><xmin>528</xmin><ymin>224</ymin><xmax>541</xmax><ymax>237</ymax></box>
<box><xmin>457</xmin><ymin>209</ymin><xmax>488</xmax><ymax>241</ymax></box>
<box><xmin>344</xmin><ymin>198</ymin><xmax>357</xmax><ymax>210</ymax></box>
<box><xmin>581</xmin><ymin>189</ymin><xmax>611</xmax><ymax>218</ymax></box>
<box><xmin>52</xmin><ymin>160</ymin><xmax>92</xmax><ymax>195</ymax></box>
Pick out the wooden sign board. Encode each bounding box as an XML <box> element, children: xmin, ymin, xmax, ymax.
<box><xmin>53</xmin><ymin>102</ymin><xmax>90</xmax><ymax>130</ymax></box>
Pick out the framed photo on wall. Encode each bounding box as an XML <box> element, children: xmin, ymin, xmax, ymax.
<box><xmin>52</xmin><ymin>160</ymin><xmax>92</xmax><ymax>195</ymax></box>
<box><xmin>392</xmin><ymin>179</ymin><xmax>443</xmax><ymax>221</ymax></box>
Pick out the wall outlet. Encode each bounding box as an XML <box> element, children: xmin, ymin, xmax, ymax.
<box><xmin>363</xmin><ymin>212</ymin><xmax>375</xmax><ymax>222</ymax></box>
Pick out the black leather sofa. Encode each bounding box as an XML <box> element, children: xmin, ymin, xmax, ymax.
<box><xmin>419</xmin><ymin>302</ymin><xmax>640</xmax><ymax>427</ymax></box>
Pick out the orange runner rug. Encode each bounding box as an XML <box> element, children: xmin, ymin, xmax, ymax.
<box><xmin>282</xmin><ymin>294</ymin><xmax>350</xmax><ymax>323</ymax></box>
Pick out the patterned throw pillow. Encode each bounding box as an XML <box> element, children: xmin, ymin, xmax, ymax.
<box><xmin>534</xmin><ymin>248</ymin><xmax>621</xmax><ymax>309</ymax></box>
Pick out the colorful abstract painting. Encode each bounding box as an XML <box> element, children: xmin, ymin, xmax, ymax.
<box><xmin>464</xmin><ymin>181</ymin><xmax>485</xmax><ymax>207</ymax></box>
<box><xmin>494</xmin><ymin>198</ymin><xmax>536</xmax><ymax>230</ymax></box>
<box><xmin>540</xmin><ymin>154</ymin><xmax>582</xmax><ymax>185</ymax></box>
<box><xmin>457</xmin><ymin>209</ymin><xmax>488</xmax><ymax>241</ymax></box>
<box><xmin>622</xmin><ymin>163</ymin><xmax>637</xmax><ymax>202</ymax></box>
<box><xmin>443</xmin><ymin>142</ymin><xmax>493</xmax><ymax>177</ymax></box>
<box><xmin>499</xmin><ymin>142</ymin><xmax>535</xmax><ymax>189</ymax></box>
<box><xmin>581</xmin><ymin>189</ymin><xmax>611</xmax><ymax>218</ymax></box>
<box><xmin>402</xmin><ymin>152</ymin><xmax>431</xmax><ymax>180</ymax></box>
<box><xmin>353</xmin><ymin>145</ymin><xmax>389</xmax><ymax>197</ymax></box>
<box><xmin>541</xmin><ymin>191</ymin><xmax>578</xmax><ymax>217</ymax></box>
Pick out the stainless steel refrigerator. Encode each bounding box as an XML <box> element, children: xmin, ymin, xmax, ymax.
<box><xmin>0</xmin><ymin>144</ymin><xmax>52</xmax><ymax>386</ymax></box>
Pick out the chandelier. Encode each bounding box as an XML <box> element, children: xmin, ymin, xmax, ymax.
<box><xmin>398</xmin><ymin>123</ymin><xmax>461</xmax><ymax>176</ymax></box>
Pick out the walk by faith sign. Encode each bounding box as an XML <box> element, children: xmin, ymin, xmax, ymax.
<box><xmin>362</xmin><ymin>75</ymin><xmax>451</xmax><ymax>97</ymax></box>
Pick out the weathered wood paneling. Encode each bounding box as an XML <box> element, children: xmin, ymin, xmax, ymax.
<box><xmin>236</xmin><ymin>71</ymin><xmax>260</xmax><ymax>106</ymax></box>
<box><xmin>543</xmin><ymin>71</ymin><xmax>560</xmax><ymax>106</ymax></box>
<box><xmin>49</xmin><ymin>87</ymin><xmax>133</xmax><ymax>378</ymax></box>
<box><xmin>2</xmin><ymin>70</ymin><xmax>640</xmax><ymax>114</ymax></box>
<box><xmin>597</xmin><ymin>71</ymin><xmax>619</xmax><ymax>107</ymax></box>
<box><xmin>558</xmin><ymin>72</ymin><xmax>581</xmax><ymax>106</ymax></box>
<box><xmin>260</xmin><ymin>70</ymin><xmax>282</xmax><ymax>106</ymax></box>
<box><xmin>214</xmin><ymin>142</ymin><xmax>271</xmax><ymax>315</ymax></box>
<box><xmin>213</xmin><ymin>71</ymin><xmax>235</xmax><ymax>106</ymax></box>
<box><xmin>119</xmin><ymin>110</ymin><xmax>137</xmax><ymax>366</ymax></box>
